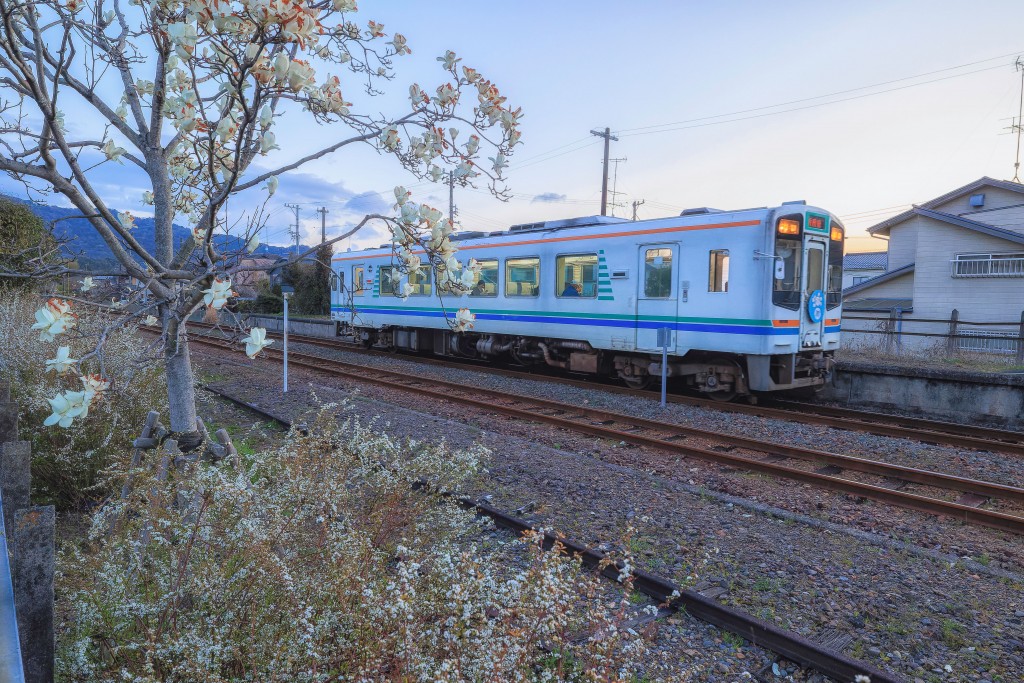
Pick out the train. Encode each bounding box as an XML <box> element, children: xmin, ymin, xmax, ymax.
<box><xmin>330</xmin><ymin>201</ymin><xmax>843</xmax><ymax>399</ymax></box>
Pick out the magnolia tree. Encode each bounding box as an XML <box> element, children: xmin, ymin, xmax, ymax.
<box><xmin>0</xmin><ymin>0</ymin><xmax>520</xmax><ymax>444</ymax></box>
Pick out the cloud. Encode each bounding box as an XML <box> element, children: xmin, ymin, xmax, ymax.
<box><xmin>343</xmin><ymin>190</ymin><xmax>389</xmax><ymax>215</ymax></box>
<box><xmin>531</xmin><ymin>192</ymin><xmax>567</xmax><ymax>203</ymax></box>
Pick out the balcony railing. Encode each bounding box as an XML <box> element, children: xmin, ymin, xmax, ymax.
<box><xmin>950</xmin><ymin>256</ymin><xmax>1024</xmax><ymax>278</ymax></box>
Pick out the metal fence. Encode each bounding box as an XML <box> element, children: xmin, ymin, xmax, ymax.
<box><xmin>950</xmin><ymin>256</ymin><xmax>1024</xmax><ymax>278</ymax></box>
<box><xmin>841</xmin><ymin>308</ymin><xmax>1024</xmax><ymax>363</ymax></box>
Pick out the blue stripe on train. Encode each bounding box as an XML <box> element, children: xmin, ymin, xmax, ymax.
<box><xmin>331</xmin><ymin>306</ymin><xmax>804</xmax><ymax>336</ymax></box>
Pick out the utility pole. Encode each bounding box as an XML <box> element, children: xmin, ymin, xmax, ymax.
<box><xmin>285</xmin><ymin>203</ymin><xmax>300</xmax><ymax>255</ymax></box>
<box><xmin>448</xmin><ymin>171</ymin><xmax>456</xmax><ymax>224</ymax></box>
<box><xmin>631</xmin><ymin>199</ymin><xmax>646</xmax><ymax>221</ymax></box>
<box><xmin>1010</xmin><ymin>57</ymin><xmax>1024</xmax><ymax>183</ymax></box>
<box><xmin>316</xmin><ymin>206</ymin><xmax>329</xmax><ymax>244</ymax></box>
<box><xmin>590</xmin><ymin>127</ymin><xmax>618</xmax><ymax>216</ymax></box>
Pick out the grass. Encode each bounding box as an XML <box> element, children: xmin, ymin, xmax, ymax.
<box><xmin>753</xmin><ymin>577</ymin><xmax>772</xmax><ymax>592</ymax></box>
<box><xmin>941</xmin><ymin>618</ymin><xmax>965</xmax><ymax>649</ymax></box>
<box><xmin>721</xmin><ymin>631</ymin><xmax>745</xmax><ymax>649</ymax></box>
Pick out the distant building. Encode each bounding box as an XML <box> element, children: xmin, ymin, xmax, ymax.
<box><xmin>842</xmin><ymin>177</ymin><xmax>1024</xmax><ymax>352</ymax></box>
<box><xmin>233</xmin><ymin>257</ymin><xmax>278</xmax><ymax>297</ymax></box>
<box><xmin>842</xmin><ymin>251</ymin><xmax>887</xmax><ymax>289</ymax></box>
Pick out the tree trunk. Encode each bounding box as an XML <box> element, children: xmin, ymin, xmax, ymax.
<box><xmin>164</xmin><ymin>331</ymin><xmax>198</xmax><ymax>440</ymax></box>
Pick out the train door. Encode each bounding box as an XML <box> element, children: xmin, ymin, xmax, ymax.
<box><xmin>801</xmin><ymin>239</ymin><xmax>827</xmax><ymax>348</ymax></box>
<box><xmin>636</xmin><ymin>244</ymin><xmax>678</xmax><ymax>351</ymax></box>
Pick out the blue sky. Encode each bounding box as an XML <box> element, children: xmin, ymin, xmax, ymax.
<box><xmin>7</xmin><ymin>1</ymin><xmax>1024</xmax><ymax>253</ymax></box>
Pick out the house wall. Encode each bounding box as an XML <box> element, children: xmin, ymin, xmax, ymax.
<box><xmin>931</xmin><ymin>185</ymin><xmax>1024</xmax><ymax>215</ymax></box>
<box><xmin>910</xmin><ymin>219</ymin><xmax>1024</xmax><ymax>325</ymax></box>
<box><xmin>884</xmin><ymin>217</ymin><xmax>920</xmax><ymax>269</ymax></box>
<box><xmin>842</xmin><ymin>267</ymin><xmax>886</xmax><ymax>289</ymax></box>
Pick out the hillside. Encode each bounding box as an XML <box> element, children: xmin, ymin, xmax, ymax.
<box><xmin>10</xmin><ymin>196</ymin><xmax>308</xmax><ymax>270</ymax></box>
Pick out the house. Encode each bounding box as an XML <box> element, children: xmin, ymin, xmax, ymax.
<box><xmin>842</xmin><ymin>177</ymin><xmax>1024</xmax><ymax>352</ymax></box>
<box><xmin>842</xmin><ymin>251</ymin><xmax>887</xmax><ymax>288</ymax></box>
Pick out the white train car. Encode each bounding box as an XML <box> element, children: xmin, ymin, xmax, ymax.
<box><xmin>331</xmin><ymin>202</ymin><xmax>843</xmax><ymax>398</ymax></box>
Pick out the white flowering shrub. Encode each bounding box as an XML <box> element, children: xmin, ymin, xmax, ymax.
<box><xmin>58</xmin><ymin>409</ymin><xmax>647</xmax><ymax>681</ymax></box>
<box><xmin>0</xmin><ymin>290</ymin><xmax>166</xmax><ymax>506</ymax></box>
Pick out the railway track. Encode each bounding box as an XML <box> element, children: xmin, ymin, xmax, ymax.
<box><xmin>175</xmin><ymin>328</ymin><xmax>1024</xmax><ymax>536</ymax></box>
<box><xmin>186</xmin><ymin>320</ymin><xmax>1024</xmax><ymax>456</ymax></box>
<box><xmin>199</xmin><ymin>382</ymin><xmax>901</xmax><ymax>683</ymax></box>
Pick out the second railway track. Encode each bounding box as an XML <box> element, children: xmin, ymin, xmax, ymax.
<box><xmin>186</xmin><ymin>320</ymin><xmax>1024</xmax><ymax>456</ymax></box>
<box><xmin>172</xmin><ymin>327</ymin><xmax>1024</xmax><ymax>536</ymax></box>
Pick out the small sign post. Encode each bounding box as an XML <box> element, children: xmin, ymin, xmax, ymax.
<box><xmin>657</xmin><ymin>327</ymin><xmax>672</xmax><ymax>408</ymax></box>
<box><xmin>281</xmin><ymin>285</ymin><xmax>294</xmax><ymax>393</ymax></box>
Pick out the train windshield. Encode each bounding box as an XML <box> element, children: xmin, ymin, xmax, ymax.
<box><xmin>772</xmin><ymin>236</ymin><xmax>802</xmax><ymax>310</ymax></box>
<box><xmin>826</xmin><ymin>233</ymin><xmax>843</xmax><ymax>309</ymax></box>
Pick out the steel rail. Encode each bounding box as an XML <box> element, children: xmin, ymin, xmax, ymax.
<box><xmin>0</xmin><ymin>487</ymin><xmax>25</xmax><ymax>683</ymax></box>
<box><xmin>180</xmin><ymin>332</ymin><xmax>1024</xmax><ymax>535</ymax></box>
<box><xmin>196</xmin><ymin>383</ymin><xmax>902</xmax><ymax>683</ymax></box>
<box><xmin>185</xmin><ymin>321</ymin><xmax>1024</xmax><ymax>454</ymax></box>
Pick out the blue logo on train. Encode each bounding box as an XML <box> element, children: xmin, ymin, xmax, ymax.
<box><xmin>807</xmin><ymin>289</ymin><xmax>824</xmax><ymax>323</ymax></box>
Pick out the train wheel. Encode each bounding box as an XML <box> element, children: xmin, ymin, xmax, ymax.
<box><xmin>621</xmin><ymin>374</ymin><xmax>652</xmax><ymax>390</ymax></box>
<box><xmin>704</xmin><ymin>357</ymin><xmax>741</xmax><ymax>402</ymax></box>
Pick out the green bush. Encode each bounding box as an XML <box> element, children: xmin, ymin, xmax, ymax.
<box><xmin>0</xmin><ymin>197</ymin><xmax>58</xmax><ymax>288</ymax></box>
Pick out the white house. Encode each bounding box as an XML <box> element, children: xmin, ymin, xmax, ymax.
<box><xmin>842</xmin><ymin>177</ymin><xmax>1024</xmax><ymax>353</ymax></box>
<box><xmin>842</xmin><ymin>251</ymin><xmax>887</xmax><ymax>289</ymax></box>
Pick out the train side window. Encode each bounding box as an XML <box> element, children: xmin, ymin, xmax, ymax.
<box><xmin>330</xmin><ymin>273</ymin><xmax>339</xmax><ymax>292</ymax></box>
<box><xmin>337</xmin><ymin>271</ymin><xmax>345</xmax><ymax>293</ymax></box>
<box><xmin>468</xmin><ymin>258</ymin><xmax>498</xmax><ymax>297</ymax></box>
<box><xmin>555</xmin><ymin>253</ymin><xmax>598</xmax><ymax>297</ymax></box>
<box><xmin>708</xmin><ymin>250</ymin><xmax>729</xmax><ymax>292</ymax></box>
<box><xmin>826</xmin><ymin>242</ymin><xmax>843</xmax><ymax>310</ymax></box>
<box><xmin>352</xmin><ymin>267</ymin><xmax>365</xmax><ymax>296</ymax></box>
<box><xmin>643</xmin><ymin>248</ymin><xmax>673</xmax><ymax>298</ymax></box>
<box><xmin>505</xmin><ymin>257</ymin><xmax>540</xmax><ymax>297</ymax></box>
<box><xmin>408</xmin><ymin>267</ymin><xmax>432</xmax><ymax>296</ymax></box>
<box><xmin>380</xmin><ymin>266</ymin><xmax>397</xmax><ymax>295</ymax></box>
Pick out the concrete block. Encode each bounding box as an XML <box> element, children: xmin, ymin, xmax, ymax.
<box><xmin>12</xmin><ymin>505</ymin><xmax>54</xmax><ymax>683</ymax></box>
<box><xmin>0</xmin><ymin>441</ymin><xmax>30</xmax><ymax>534</ymax></box>
<box><xmin>0</xmin><ymin>400</ymin><xmax>17</xmax><ymax>444</ymax></box>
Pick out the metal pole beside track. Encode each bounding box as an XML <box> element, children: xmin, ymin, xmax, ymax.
<box><xmin>281</xmin><ymin>286</ymin><xmax>294</xmax><ymax>393</ymax></box>
<box><xmin>0</xmin><ymin>486</ymin><xmax>25</xmax><ymax>683</ymax></box>
<box><xmin>658</xmin><ymin>327</ymin><xmax>670</xmax><ymax>408</ymax></box>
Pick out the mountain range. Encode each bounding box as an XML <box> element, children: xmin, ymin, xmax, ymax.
<box><xmin>10</xmin><ymin>195</ymin><xmax>309</xmax><ymax>270</ymax></box>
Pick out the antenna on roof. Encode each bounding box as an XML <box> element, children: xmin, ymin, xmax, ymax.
<box><xmin>1009</xmin><ymin>57</ymin><xmax>1024</xmax><ymax>183</ymax></box>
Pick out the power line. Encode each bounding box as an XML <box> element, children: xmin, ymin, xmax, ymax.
<box><xmin>616</xmin><ymin>50</ymin><xmax>1024</xmax><ymax>137</ymax></box>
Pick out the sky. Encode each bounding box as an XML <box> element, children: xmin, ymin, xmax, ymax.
<box><xmin>8</xmin><ymin>0</ymin><xmax>1024</xmax><ymax>254</ymax></box>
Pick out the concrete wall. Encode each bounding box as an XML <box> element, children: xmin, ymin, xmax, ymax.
<box><xmin>822</xmin><ymin>362</ymin><xmax>1024</xmax><ymax>430</ymax></box>
<box><xmin>244</xmin><ymin>314</ymin><xmax>339</xmax><ymax>338</ymax></box>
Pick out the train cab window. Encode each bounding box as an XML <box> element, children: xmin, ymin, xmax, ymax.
<box><xmin>643</xmin><ymin>248</ymin><xmax>673</xmax><ymax>298</ymax></box>
<box><xmin>556</xmin><ymin>254</ymin><xmax>598</xmax><ymax>297</ymax></box>
<box><xmin>708</xmin><ymin>250</ymin><xmax>729</xmax><ymax>292</ymax></box>
<box><xmin>352</xmin><ymin>267</ymin><xmax>365</xmax><ymax>296</ymax></box>
<box><xmin>505</xmin><ymin>257</ymin><xmax>540</xmax><ymax>297</ymax></box>
<box><xmin>826</xmin><ymin>240</ymin><xmax>843</xmax><ymax>310</ymax></box>
<box><xmin>469</xmin><ymin>258</ymin><xmax>498</xmax><ymax>297</ymax></box>
<box><xmin>773</xmin><ymin>215</ymin><xmax>803</xmax><ymax>311</ymax></box>
<box><xmin>408</xmin><ymin>267</ymin><xmax>432</xmax><ymax>296</ymax></box>
<box><xmin>379</xmin><ymin>266</ymin><xmax>397</xmax><ymax>295</ymax></box>
<box><xmin>330</xmin><ymin>273</ymin><xmax>339</xmax><ymax>292</ymax></box>
<box><xmin>337</xmin><ymin>271</ymin><xmax>345</xmax><ymax>293</ymax></box>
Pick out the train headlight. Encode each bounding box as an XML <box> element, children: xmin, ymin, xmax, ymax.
<box><xmin>777</xmin><ymin>218</ymin><xmax>800</xmax><ymax>236</ymax></box>
<box><xmin>830</xmin><ymin>226</ymin><xmax>844</xmax><ymax>241</ymax></box>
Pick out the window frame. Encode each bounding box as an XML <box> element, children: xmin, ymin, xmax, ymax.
<box><xmin>408</xmin><ymin>266</ymin><xmax>432</xmax><ymax>296</ymax></box>
<box><xmin>468</xmin><ymin>257</ymin><xmax>499</xmax><ymax>297</ymax></box>
<box><xmin>352</xmin><ymin>266</ymin><xmax>365</xmax><ymax>296</ymax></box>
<box><xmin>555</xmin><ymin>252</ymin><xmax>599</xmax><ymax>299</ymax></box>
<box><xmin>642</xmin><ymin>247</ymin><xmax>674</xmax><ymax>299</ymax></box>
<box><xmin>504</xmin><ymin>256</ymin><xmax>541</xmax><ymax>298</ymax></box>
<box><xmin>379</xmin><ymin>265</ymin><xmax>398</xmax><ymax>295</ymax></box>
<box><xmin>708</xmin><ymin>249</ymin><xmax>730</xmax><ymax>293</ymax></box>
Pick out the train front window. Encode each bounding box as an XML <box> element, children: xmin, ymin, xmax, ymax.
<box><xmin>556</xmin><ymin>253</ymin><xmax>598</xmax><ymax>298</ymax></box>
<box><xmin>469</xmin><ymin>258</ymin><xmax>498</xmax><ymax>297</ymax></box>
<box><xmin>644</xmin><ymin>248</ymin><xmax>672</xmax><ymax>298</ymax></box>
<box><xmin>826</xmin><ymin>232</ymin><xmax>844</xmax><ymax>310</ymax></box>
<box><xmin>506</xmin><ymin>257</ymin><xmax>540</xmax><ymax>297</ymax></box>
<box><xmin>772</xmin><ymin>238</ymin><xmax>802</xmax><ymax>311</ymax></box>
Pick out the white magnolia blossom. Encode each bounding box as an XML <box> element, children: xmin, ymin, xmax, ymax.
<box><xmin>242</xmin><ymin>327</ymin><xmax>274</xmax><ymax>358</ymax></box>
<box><xmin>43</xmin><ymin>390</ymin><xmax>90</xmax><ymax>428</ymax></box>
<box><xmin>117</xmin><ymin>211</ymin><xmax>136</xmax><ymax>230</ymax></box>
<box><xmin>454</xmin><ymin>307</ymin><xmax>475</xmax><ymax>332</ymax></box>
<box><xmin>45</xmin><ymin>346</ymin><xmax>78</xmax><ymax>374</ymax></box>
<box><xmin>144</xmin><ymin>315</ymin><xmax>159</xmax><ymax>326</ymax></box>
<box><xmin>264</xmin><ymin>176</ymin><xmax>279</xmax><ymax>196</ymax></box>
<box><xmin>246</xmin><ymin>232</ymin><xmax>261</xmax><ymax>253</ymax></box>
<box><xmin>31</xmin><ymin>299</ymin><xmax>75</xmax><ymax>341</ymax></box>
<box><xmin>202</xmin><ymin>277</ymin><xmax>235</xmax><ymax>310</ymax></box>
<box><xmin>80</xmin><ymin>374</ymin><xmax>111</xmax><ymax>402</ymax></box>
<box><xmin>437</xmin><ymin>50</ymin><xmax>459</xmax><ymax>70</ymax></box>
<box><xmin>102</xmin><ymin>139</ymin><xmax>126</xmax><ymax>162</ymax></box>
<box><xmin>79</xmin><ymin>277</ymin><xmax>95</xmax><ymax>292</ymax></box>
<box><xmin>489</xmin><ymin>153</ymin><xmax>508</xmax><ymax>174</ymax></box>
<box><xmin>141</xmin><ymin>191</ymin><xmax>155</xmax><ymax>205</ymax></box>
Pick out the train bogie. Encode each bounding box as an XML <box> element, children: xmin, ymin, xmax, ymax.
<box><xmin>330</xmin><ymin>204</ymin><xmax>843</xmax><ymax>398</ymax></box>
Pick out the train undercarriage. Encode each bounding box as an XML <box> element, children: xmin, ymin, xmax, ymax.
<box><xmin>348</xmin><ymin>325</ymin><xmax>833</xmax><ymax>400</ymax></box>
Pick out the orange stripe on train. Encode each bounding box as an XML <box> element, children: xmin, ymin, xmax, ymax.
<box><xmin>771</xmin><ymin>320</ymin><xmax>800</xmax><ymax>328</ymax></box>
<box><xmin>331</xmin><ymin>219</ymin><xmax>762</xmax><ymax>262</ymax></box>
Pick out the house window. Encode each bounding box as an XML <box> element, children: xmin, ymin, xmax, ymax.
<box><xmin>505</xmin><ymin>257</ymin><xmax>540</xmax><ymax>297</ymax></box>
<box><xmin>852</xmin><ymin>275</ymin><xmax>870</xmax><ymax>285</ymax></box>
<box><xmin>468</xmin><ymin>258</ymin><xmax>498</xmax><ymax>297</ymax></box>
<box><xmin>952</xmin><ymin>252</ymin><xmax>1024</xmax><ymax>278</ymax></box>
<box><xmin>708</xmin><ymin>250</ymin><xmax>729</xmax><ymax>292</ymax></box>
<box><xmin>556</xmin><ymin>254</ymin><xmax>598</xmax><ymax>297</ymax></box>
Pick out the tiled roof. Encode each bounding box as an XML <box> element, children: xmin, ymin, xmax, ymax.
<box><xmin>843</xmin><ymin>297</ymin><xmax>913</xmax><ymax>313</ymax></box>
<box><xmin>867</xmin><ymin>177</ymin><xmax>1024</xmax><ymax>236</ymax></box>
<box><xmin>844</xmin><ymin>251</ymin><xmax>887</xmax><ymax>270</ymax></box>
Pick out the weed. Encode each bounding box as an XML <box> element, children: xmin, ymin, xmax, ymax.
<box><xmin>753</xmin><ymin>577</ymin><xmax>772</xmax><ymax>592</ymax></box>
